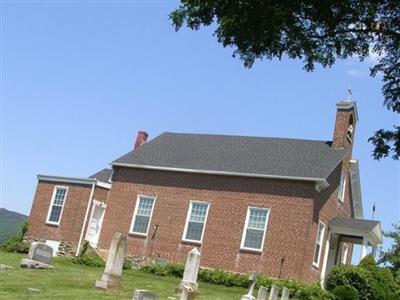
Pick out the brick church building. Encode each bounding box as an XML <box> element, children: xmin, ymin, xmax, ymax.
<box><xmin>26</xmin><ymin>101</ymin><xmax>382</xmax><ymax>283</ymax></box>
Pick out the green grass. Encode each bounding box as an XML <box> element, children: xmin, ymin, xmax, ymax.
<box><xmin>0</xmin><ymin>251</ymin><xmax>246</xmax><ymax>299</ymax></box>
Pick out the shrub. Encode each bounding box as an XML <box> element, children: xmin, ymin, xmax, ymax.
<box><xmin>73</xmin><ymin>250</ymin><xmax>132</xmax><ymax>269</ymax></box>
<box><xmin>123</xmin><ymin>258</ymin><xmax>133</xmax><ymax>270</ymax></box>
<box><xmin>370</xmin><ymin>268</ymin><xmax>398</xmax><ymax>300</ymax></box>
<box><xmin>358</xmin><ymin>254</ymin><xmax>377</xmax><ymax>270</ymax></box>
<box><xmin>326</xmin><ymin>265</ymin><xmax>372</xmax><ymax>300</ymax></box>
<box><xmin>1</xmin><ymin>235</ymin><xmax>30</xmax><ymax>253</ymax></box>
<box><xmin>73</xmin><ymin>253</ymin><xmax>105</xmax><ymax>268</ymax></box>
<box><xmin>0</xmin><ymin>221</ymin><xmax>30</xmax><ymax>254</ymax></box>
<box><xmin>333</xmin><ymin>285</ymin><xmax>359</xmax><ymax>300</ymax></box>
<box><xmin>141</xmin><ymin>262</ymin><xmax>333</xmax><ymax>299</ymax></box>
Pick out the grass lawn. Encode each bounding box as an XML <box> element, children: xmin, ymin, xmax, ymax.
<box><xmin>0</xmin><ymin>251</ymin><xmax>247</xmax><ymax>299</ymax></box>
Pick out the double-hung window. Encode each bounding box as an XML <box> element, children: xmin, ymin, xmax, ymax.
<box><xmin>240</xmin><ymin>207</ymin><xmax>270</xmax><ymax>251</ymax></box>
<box><xmin>46</xmin><ymin>186</ymin><xmax>68</xmax><ymax>225</ymax></box>
<box><xmin>338</xmin><ymin>170</ymin><xmax>346</xmax><ymax>203</ymax></box>
<box><xmin>182</xmin><ymin>201</ymin><xmax>209</xmax><ymax>243</ymax></box>
<box><xmin>313</xmin><ymin>221</ymin><xmax>325</xmax><ymax>267</ymax></box>
<box><xmin>130</xmin><ymin>195</ymin><xmax>156</xmax><ymax>236</ymax></box>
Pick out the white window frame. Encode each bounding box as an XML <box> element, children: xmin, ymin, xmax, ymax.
<box><xmin>312</xmin><ymin>221</ymin><xmax>326</xmax><ymax>268</ymax></box>
<box><xmin>129</xmin><ymin>195</ymin><xmax>156</xmax><ymax>236</ymax></box>
<box><xmin>240</xmin><ymin>206</ymin><xmax>271</xmax><ymax>252</ymax></box>
<box><xmin>182</xmin><ymin>200</ymin><xmax>210</xmax><ymax>244</ymax></box>
<box><xmin>340</xmin><ymin>243</ymin><xmax>349</xmax><ymax>265</ymax></box>
<box><xmin>46</xmin><ymin>186</ymin><xmax>69</xmax><ymax>226</ymax></box>
<box><xmin>338</xmin><ymin>170</ymin><xmax>346</xmax><ymax>203</ymax></box>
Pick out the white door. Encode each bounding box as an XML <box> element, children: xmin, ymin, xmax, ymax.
<box><xmin>85</xmin><ymin>203</ymin><xmax>105</xmax><ymax>247</ymax></box>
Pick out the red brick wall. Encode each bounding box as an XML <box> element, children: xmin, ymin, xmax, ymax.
<box><xmin>301</xmin><ymin>161</ymin><xmax>354</xmax><ymax>282</ymax></box>
<box><xmin>93</xmin><ymin>186</ymin><xmax>109</xmax><ymax>203</ymax></box>
<box><xmin>99</xmin><ymin>167</ymin><xmax>317</xmax><ymax>281</ymax></box>
<box><xmin>332</xmin><ymin>108</ymin><xmax>356</xmax><ymax>152</ymax></box>
<box><xmin>26</xmin><ymin>181</ymin><xmax>93</xmax><ymax>248</ymax></box>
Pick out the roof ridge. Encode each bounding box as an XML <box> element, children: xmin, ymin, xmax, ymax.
<box><xmin>162</xmin><ymin>131</ymin><xmax>333</xmax><ymax>144</ymax></box>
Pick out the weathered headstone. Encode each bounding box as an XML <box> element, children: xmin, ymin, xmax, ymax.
<box><xmin>132</xmin><ymin>289</ymin><xmax>158</xmax><ymax>300</ymax></box>
<box><xmin>21</xmin><ymin>242</ymin><xmax>54</xmax><ymax>269</ymax></box>
<box><xmin>241</xmin><ymin>273</ymin><xmax>257</xmax><ymax>300</ymax></box>
<box><xmin>257</xmin><ymin>286</ymin><xmax>268</xmax><ymax>300</ymax></box>
<box><xmin>95</xmin><ymin>233</ymin><xmax>127</xmax><ymax>290</ymax></box>
<box><xmin>178</xmin><ymin>248</ymin><xmax>201</xmax><ymax>300</ymax></box>
<box><xmin>0</xmin><ymin>264</ymin><xmax>14</xmax><ymax>270</ymax></box>
<box><xmin>268</xmin><ymin>285</ymin><xmax>279</xmax><ymax>300</ymax></box>
<box><xmin>154</xmin><ymin>257</ymin><xmax>167</xmax><ymax>265</ymax></box>
<box><xmin>28</xmin><ymin>243</ymin><xmax>53</xmax><ymax>265</ymax></box>
<box><xmin>280</xmin><ymin>287</ymin><xmax>290</xmax><ymax>300</ymax></box>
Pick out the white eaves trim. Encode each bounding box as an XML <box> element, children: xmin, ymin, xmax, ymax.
<box><xmin>349</xmin><ymin>160</ymin><xmax>363</xmax><ymax>219</ymax></box>
<box><xmin>37</xmin><ymin>175</ymin><xmax>112</xmax><ymax>190</ymax></box>
<box><xmin>337</xmin><ymin>101</ymin><xmax>359</xmax><ymax>122</ymax></box>
<box><xmin>112</xmin><ymin>162</ymin><xmax>330</xmax><ymax>188</ymax></box>
<box><xmin>96</xmin><ymin>181</ymin><xmax>112</xmax><ymax>189</ymax></box>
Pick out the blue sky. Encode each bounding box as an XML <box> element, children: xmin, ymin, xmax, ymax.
<box><xmin>1</xmin><ymin>2</ymin><xmax>399</xmax><ymax>256</ymax></box>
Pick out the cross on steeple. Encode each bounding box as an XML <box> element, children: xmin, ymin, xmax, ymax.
<box><xmin>347</xmin><ymin>86</ymin><xmax>353</xmax><ymax>101</ymax></box>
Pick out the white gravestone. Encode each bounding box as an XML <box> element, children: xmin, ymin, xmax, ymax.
<box><xmin>257</xmin><ymin>286</ymin><xmax>268</xmax><ymax>300</ymax></box>
<box><xmin>178</xmin><ymin>248</ymin><xmax>201</xmax><ymax>300</ymax></box>
<box><xmin>280</xmin><ymin>287</ymin><xmax>290</xmax><ymax>300</ymax></box>
<box><xmin>241</xmin><ymin>273</ymin><xmax>257</xmax><ymax>300</ymax></box>
<box><xmin>268</xmin><ymin>285</ymin><xmax>280</xmax><ymax>300</ymax></box>
<box><xmin>95</xmin><ymin>233</ymin><xmax>127</xmax><ymax>290</ymax></box>
<box><xmin>21</xmin><ymin>242</ymin><xmax>54</xmax><ymax>269</ymax></box>
<box><xmin>132</xmin><ymin>289</ymin><xmax>158</xmax><ymax>300</ymax></box>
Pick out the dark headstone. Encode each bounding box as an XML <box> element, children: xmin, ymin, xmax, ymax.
<box><xmin>28</xmin><ymin>243</ymin><xmax>53</xmax><ymax>265</ymax></box>
<box><xmin>132</xmin><ymin>289</ymin><xmax>158</xmax><ymax>300</ymax></box>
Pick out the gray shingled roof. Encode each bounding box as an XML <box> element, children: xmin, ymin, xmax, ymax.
<box><xmin>89</xmin><ymin>168</ymin><xmax>112</xmax><ymax>183</ymax></box>
<box><xmin>330</xmin><ymin>217</ymin><xmax>380</xmax><ymax>231</ymax></box>
<box><xmin>112</xmin><ymin>132</ymin><xmax>348</xmax><ymax>180</ymax></box>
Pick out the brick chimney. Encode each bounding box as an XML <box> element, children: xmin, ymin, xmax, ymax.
<box><xmin>134</xmin><ymin>131</ymin><xmax>148</xmax><ymax>150</ymax></box>
<box><xmin>332</xmin><ymin>102</ymin><xmax>358</xmax><ymax>150</ymax></box>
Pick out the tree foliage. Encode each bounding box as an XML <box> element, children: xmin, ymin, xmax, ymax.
<box><xmin>170</xmin><ymin>0</ymin><xmax>400</xmax><ymax>159</ymax></box>
<box><xmin>379</xmin><ymin>222</ymin><xmax>400</xmax><ymax>274</ymax></box>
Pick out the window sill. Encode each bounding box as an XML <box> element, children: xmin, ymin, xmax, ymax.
<box><xmin>45</xmin><ymin>222</ymin><xmax>60</xmax><ymax>228</ymax></box>
<box><xmin>239</xmin><ymin>248</ymin><xmax>263</xmax><ymax>255</ymax></box>
<box><xmin>181</xmin><ymin>240</ymin><xmax>202</xmax><ymax>247</ymax></box>
<box><xmin>128</xmin><ymin>232</ymin><xmax>147</xmax><ymax>239</ymax></box>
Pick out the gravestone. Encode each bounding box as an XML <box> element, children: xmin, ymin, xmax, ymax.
<box><xmin>257</xmin><ymin>286</ymin><xmax>268</xmax><ymax>300</ymax></box>
<box><xmin>95</xmin><ymin>233</ymin><xmax>127</xmax><ymax>290</ymax></box>
<box><xmin>28</xmin><ymin>243</ymin><xmax>53</xmax><ymax>265</ymax></box>
<box><xmin>241</xmin><ymin>273</ymin><xmax>257</xmax><ymax>300</ymax></box>
<box><xmin>132</xmin><ymin>289</ymin><xmax>158</xmax><ymax>300</ymax></box>
<box><xmin>20</xmin><ymin>242</ymin><xmax>54</xmax><ymax>269</ymax></box>
<box><xmin>178</xmin><ymin>248</ymin><xmax>201</xmax><ymax>300</ymax></box>
<box><xmin>154</xmin><ymin>257</ymin><xmax>167</xmax><ymax>265</ymax></box>
<box><xmin>268</xmin><ymin>285</ymin><xmax>279</xmax><ymax>300</ymax></box>
<box><xmin>280</xmin><ymin>287</ymin><xmax>290</xmax><ymax>300</ymax></box>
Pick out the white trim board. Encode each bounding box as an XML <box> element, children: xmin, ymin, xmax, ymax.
<box><xmin>37</xmin><ymin>174</ymin><xmax>111</xmax><ymax>190</ymax></box>
<box><xmin>38</xmin><ymin>175</ymin><xmax>96</xmax><ymax>185</ymax></box>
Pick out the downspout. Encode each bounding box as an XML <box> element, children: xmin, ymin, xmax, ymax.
<box><xmin>75</xmin><ymin>181</ymin><xmax>96</xmax><ymax>256</ymax></box>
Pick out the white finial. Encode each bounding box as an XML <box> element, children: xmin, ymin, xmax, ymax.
<box><xmin>347</xmin><ymin>86</ymin><xmax>352</xmax><ymax>101</ymax></box>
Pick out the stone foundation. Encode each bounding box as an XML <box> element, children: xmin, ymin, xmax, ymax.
<box><xmin>24</xmin><ymin>237</ymin><xmax>75</xmax><ymax>257</ymax></box>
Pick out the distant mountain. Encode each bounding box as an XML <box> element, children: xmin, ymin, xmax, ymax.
<box><xmin>0</xmin><ymin>208</ymin><xmax>28</xmax><ymax>244</ymax></box>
